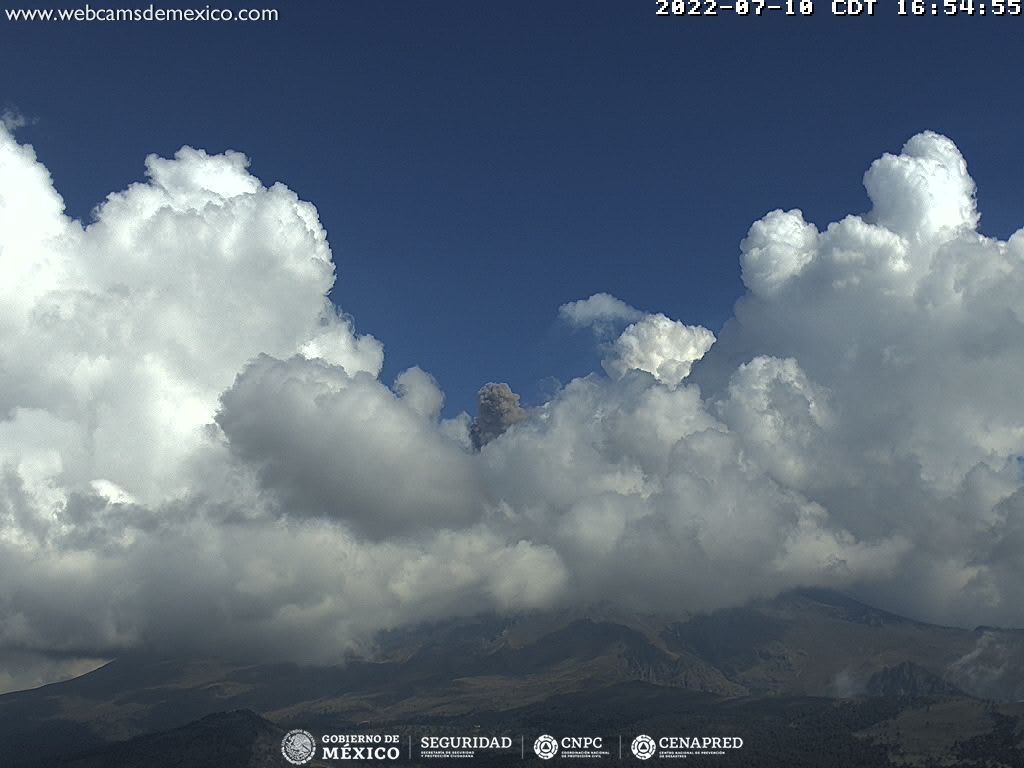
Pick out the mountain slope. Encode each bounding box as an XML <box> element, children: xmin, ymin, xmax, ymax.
<box><xmin>3</xmin><ymin>589</ymin><xmax>1024</xmax><ymax>765</ymax></box>
<box><xmin>22</xmin><ymin>710</ymin><xmax>283</xmax><ymax>768</ymax></box>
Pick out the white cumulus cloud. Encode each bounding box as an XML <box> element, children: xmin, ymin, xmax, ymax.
<box><xmin>2</xmin><ymin>124</ymin><xmax>1024</xmax><ymax>688</ymax></box>
<box><xmin>559</xmin><ymin>292</ymin><xmax>644</xmax><ymax>333</ymax></box>
<box><xmin>602</xmin><ymin>313</ymin><xmax>716</xmax><ymax>387</ymax></box>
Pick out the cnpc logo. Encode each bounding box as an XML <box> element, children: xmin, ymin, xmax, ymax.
<box><xmin>533</xmin><ymin>734</ymin><xmax>604</xmax><ymax>759</ymax></box>
<box><xmin>533</xmin><ymin>734</ymin><xmax>559</xmax><ymax>760</ymax></box>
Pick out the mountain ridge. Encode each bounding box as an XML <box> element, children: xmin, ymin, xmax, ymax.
<box><xmin>3</xmin><ymin>588</ymin><xmax>1024</xmax><ymax>765</ymax></box>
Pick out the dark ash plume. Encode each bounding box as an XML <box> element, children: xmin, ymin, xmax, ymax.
<box><xmin>469</xmin><ymin>383</ymin><xmax>526</xmax><ymax>450</ymax></box>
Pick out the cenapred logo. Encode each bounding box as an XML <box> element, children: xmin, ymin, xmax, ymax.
<box><xmin>533</xmin><ymin>734</ymin><xmax>559</xmax><ymax>760</ymax></box>
<box><xmin>631</xmin><ymin>734</ymin><xmax>656</xmax><ymax>760</ymax></box>
<box><xmin>281</xmin><ymin>729</ymin><xmax>316</xmax><ymax>765</ymax></box>
<box><xmin>631</xmin><ymin>733</ymin><xmax>744</xmax><ymax>760</ymax></box>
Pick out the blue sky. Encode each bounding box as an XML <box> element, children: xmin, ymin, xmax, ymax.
<box><xmin>3</xmin><ymin>2</ymin><xmax>1023</xmax><ymax>415</ymax></box>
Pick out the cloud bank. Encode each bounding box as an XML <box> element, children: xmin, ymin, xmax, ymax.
<box><xmin>2</xmin><ymin>126</ymin><xmax>1024</xmax><ymax>684</ymax></box>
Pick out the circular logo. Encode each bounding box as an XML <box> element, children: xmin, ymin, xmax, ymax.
<box><xmin>281</xmin><ymin>729</ymin><xmax>316</xmax><ymax>765</ymax></box>
<box><xmin>533</xmin><ymin>734</ymin><xmax>559</xmax><ymax>760</ymax></box>
<box><xmin>631</xmin><ymin>734</ymin><xmax>657</xmax><ymax>760</ymax></box>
